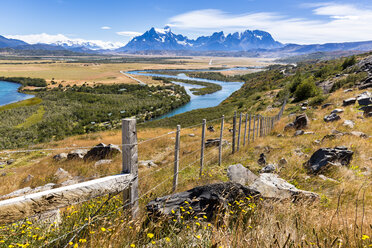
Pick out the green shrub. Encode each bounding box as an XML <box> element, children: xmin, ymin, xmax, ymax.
<box><xmin>309</xmin><ymin>94</ymin><xmax>329</xmax><ymax>106</ymax></box>
<box><xmin>294</xmin><ymin>78</ymin><xmax>320</xmax><ymax>102</ymax></box>
<box><xmin>342</xmin><ymin>55</ymin><xmax>356</xmax><ymax>70</ymax></box>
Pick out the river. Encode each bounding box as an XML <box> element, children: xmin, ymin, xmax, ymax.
<box><xmin>0</xmin><ymin>81</ymin><xmax>34</xmax><ymax>106</ymax></box>
<box><xmin>127</xmin><ymin>69</ymin><xmax>246</xmax><ymax>119</ymax></box>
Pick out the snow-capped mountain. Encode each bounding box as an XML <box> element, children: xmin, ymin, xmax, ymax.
<box><xmin>52</xmin><ymin>39</ymin><xmax>125</xmax><ymax>50</ymax></box>
<box><xmin>118</xmin><ymin>27</ymin><xmax>283</xmax><ymax>52</ymax></box>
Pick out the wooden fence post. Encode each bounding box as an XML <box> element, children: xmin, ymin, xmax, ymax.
<box><xmin>218</xmin><ymin>115</ymin><xmax>224</xmax><ymax>166</ymax></box>
<box><xmin>173</xmin><ymin>125</ymin><xmax>181</xmax><ymax>192</ymax></box>
<box><xmin>256</xmin><ymin>115</ymin><xmax>260</xmax><ymax>138</ymax></box>
<box><xmin>237</xmin><ymin>112</ymin><xmax>242</xmax><ymax>152</ymax></box>
<box><xmin>248</xmin><ymin>114</ymin><xmax>251</xmax><ymax>144</ymax></box>
<box><xmin>243</xmin><ymin>113</ymin><xmax>248</xmax><ymax>146</ymax></box>
<box><xmin>232</xmin><ymin>112</ymin><xmax>236</xmax><ymax>154</ymax></box>
<box><xmin>200</xmin><ymin>119</ymin><xmax>206</xmax><ymax>176</ymax></box>
<box><xmin>252</xmin><ymin>115</ymin><xmax>256</xmax><ymax>141</ymax></box>
<box><xmin>122</xmin><ymin>118</ymin><xmax>139</xmax><ymax>218</ymax></box>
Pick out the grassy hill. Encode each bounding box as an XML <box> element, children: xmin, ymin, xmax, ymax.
<box><xmin>0</xmin><ymin>53</ymin><xmax>371</xmax><ymax>247</ymax></box>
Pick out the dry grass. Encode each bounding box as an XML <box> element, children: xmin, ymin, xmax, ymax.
<box><xmin>0</xmin><ymin>87</ymin><xmax>371</xmax><ymax>247</ymax></box>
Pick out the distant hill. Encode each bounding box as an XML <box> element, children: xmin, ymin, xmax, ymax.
<box><xmin>118</xmin><ymin>26</ymin><xmax>283</xmax><ymax>52</ymax></box>
<box><xmin>0</xmin><ymin>35</ymin><xmax>28</xmax><ymax>48</ymax></box>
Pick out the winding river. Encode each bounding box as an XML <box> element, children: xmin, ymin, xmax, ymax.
<box><xmin>127</xmin><ymin>69</ymin><xmax>246</xmax><ymax>119</ymax></box>
<box><xmin>0</xmin><ymin>81</ymin><xmax>34</xmax><ymax>106</ymax></box>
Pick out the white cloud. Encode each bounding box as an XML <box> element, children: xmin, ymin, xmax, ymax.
<box><xmin>116</xmin><ymin>31</ymin><xmax>142</xmax><ymax>37</ymax></box>
<box><xmin>101</xmin><ymin>26</ymin><xmax>112</xmax><ymax>30</ymax></box>
<box><xmin>5</xmin><ymin>33</ymin><xmax>125</xmax><ymax>50</ymax></box>
<box><xmin>167</xmin><ymin>3</ymin><xmax>372</xmax><ymax>44</ymax></box>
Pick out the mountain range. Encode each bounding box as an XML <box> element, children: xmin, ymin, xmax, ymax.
<box><xmin>2</xmin><ymin>27</ymin><xmax>372</xmax><ymax>57</ymax></box>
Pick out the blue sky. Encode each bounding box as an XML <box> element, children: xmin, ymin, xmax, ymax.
<box><xmin>2</xmin><ymin>0</ymin><xmax>372</xmax><ymax>48</ymax></box>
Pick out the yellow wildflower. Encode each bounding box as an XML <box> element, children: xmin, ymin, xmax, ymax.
<box><xmin>147</xmin><ymin>233</ymin><xmax>154</xmax><ymax>239</ymax></box>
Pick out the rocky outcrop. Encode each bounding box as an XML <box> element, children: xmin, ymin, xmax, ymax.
<box><xmin>342</xmin><ymin>98</ymin><xmax>356</xmax><ymax>106</ymax></box>
<box><xmin>324</xmin><ymin>113</ymin><xmax>341</xmax><ymax>122</ymax></box>
<box><xmin>146</xmin><ymin>182</ymin><xmax>260</xmax><ymax>218</ymax></box>
<box><xmin>138</xmin><ymin>160</ymin><xmax>157</xmax><ymax>168</ymax></box>
<box><xmin>343</xmin><ymin>120</ymin><xmax>355</xmax><ymax>128</ymax></box>
<box><xmin>67</xmin><ymin>149</ymin><xmax>88</xmax><ymax>160</ymax></box>
<box><xmin>331</xmin><ymin>108</ymin><xmax>344</xmax><ymax>114</ymax></box>
<box><xmin>321</xmin><ymin>103</ymin><xmax>332</xmax><ymax>109</ymax></box>
<box><xmin>357</xmin><ymin>92</ymin><xmax>372</xmax><ymax>106</ymax></box>
<box><xmin>205</xmin><ymin>138</ymin><xmax>228</xmax><ymax>148</ymax></box>
<box><xmin>259</xmin><ymin>164</ymin><xmax>277</xmax><ymax>173</ymax></box>
<box><xmin>294</xmin><ymin>130</ymin><xmax>304</xmax><ymax>136</ymax></box>
<box><xmin>304</xmin><ymin>146</ymin><xmax>354</xmax><ymax>174</ymax></box>
<box><xmin>53</xmin><ymin>153</ymin><xmax>67</xmax><ymax>161</ymax></box>
<box><xmin>83</xmin><ymin>143</ymin><xmax>121</xmax><ymax>161</ymax></box>
<box><xmin>285</xmin><ymin>114</ymin><xmax>309</xmax><ymax>130</ymax></box>
<box><xmin>227</xmin><ymin>164</ymin><xmax>258</xmax><ymax>185</ymax></box>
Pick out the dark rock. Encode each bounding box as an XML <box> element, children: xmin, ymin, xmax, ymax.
<box><xmin>294</xmin><ymin>130</ymin><xmax>304</xmax><ymax>136</ymax></box>
<box><xmin>278</xmin><ymin>158</ymin><xmax>287</xmax><ymax>166</ymax></box>
<box><xmin>260</xmin><ymin>164</ymin><xmax>277</xmax><ymax>173</ymax></box>
<box><xmin>23</xmin><ymin>174</ymin><xmax>34</xmax><ymax>183</ymax></box>
<box><xmin>257</xmin><ymin>153</ymin><xmax>266</xmax><ymax>166</ymax></box>
<box><xmin>317</xmin><ymin>80</ymin><xmax>334</xmax><ymax>94</ymax></box>
<box><xmin>360</xmin><ymin>105</ymin><xmax>372</xmax><ymax>116</ymax></box>
<box><xmin>205</xmin><ymin>138</ymin><xmax>227</xmax><ymax>147</ymax></box>
<box><xmin>357</xmin><ymin>96</ymin><xmax>372</xmax><ymax>106</ymax></box>
<box><xmin>359</xmin><ymin>81</ymin><xmax>372</xmax><ymax>90</ymax></box>
<box><xmin>6</xmin><ymin>159</ymin><xmax>15</xmax><ymax>165</ymax></box>
<box><xmin>331</xmin><ymin>108</ymin><xmax>344</xmax><ymax>114</ymax></box>
<box><xmin>227</xmin><ymin>164</ymin><xmax>258</xmax><ymax>185</ymax></box>
<box><xmin>84</xmin><ymin>143</ymin><xmax>121</xmax><ymax>161</ymax></box>
<box><xmin>342</xmin><ymin>98</ymin><xmax>356</xmax><ymax>106</ymax></box>
<box><xmin>207</xmin><ymin>126</ymin><xmax>215</xmax><ymax>132</ymax></box>
<box><xmin>304</xmin><ymin>146</ymin><xmax>354</xmax><ymax>174</ymax></box>
<box><xmin>285</xmin><ymin>114</ymin><xmax>309</xmax><ymax>131</ymax></box>
<box><xmin>343</xmin><ymin>89</ymin><xmax>353</xmax><ymax>93</ymax></box>
<box><xmin>324</xmin><ymin>113</ymin><xmax>341</xmax><ymax>122</ymax></box>
<box><xmin>67</xmin><ymin>149</ymin><xmax>88</xmax><ymax>160</ymax></box>
<box><xmin>146</xmin><ymin>182</ymin><xmax>260</xmax><ymax>217</ymax></box>
<box><xmin>53</xmin><ymin>153</ymin><xmax>68</xmax><ymax>161</ymax></box>
<box><xmin>321</xmin><ymin>103</ymin><xmax>332</xmax><ymax>109</ymax></box>
<box><xmin>322</xmin><ymin>134</ymin><xmax>337</xmax><ymax>141</ymax></box>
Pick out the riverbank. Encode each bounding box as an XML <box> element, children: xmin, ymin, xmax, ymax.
<box><xmin>0</xmin><ymin>81</ymin><xmax>34</xmax><ymax>106</ymax></box>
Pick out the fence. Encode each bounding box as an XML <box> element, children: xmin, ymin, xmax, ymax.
<box><xmin>0</xmin><ymin>100</ymin><xmax>286</xmax><ymax>245</ymax></box>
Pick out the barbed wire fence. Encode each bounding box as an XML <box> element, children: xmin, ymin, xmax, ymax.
<box><xmin>0</xmin><ymin>100</ymin><xmax>286</xmax><ymax>247</ymax></box>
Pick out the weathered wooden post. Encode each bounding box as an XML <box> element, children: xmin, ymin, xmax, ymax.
<box><xmin>243</xmin><ymin>113</ymin><xmax>248</xmax><ymax>146</ymax></box>
<box><xmin>256</xmin><ymin>115</ymin><xmax>260</xmax><ymax>138</ymax></box>
<box><xmin>232</xmin><ymin>112</ymin><xmax>237</xmax><ymax>154</ymax></box>
<box><xmin>237</xmin><ymin>112</ymin><xmax>242</xmax><ymax>152</ymax></box>
<box><xmin>218</xmin><ymin>115</ymin><xmax>224</xmax><ymax>166</ymax></box>
<box><xmin>248</xmin><ymin>114</ymin><xmax>252</xmax><ymax>144</ymax></box>
<box><xmin>122</xmin><ymin>118</ymin><xmax>139</xmax><ymax>218</ymax></box>
<box><xmin>173</xmin><ymin>125</ymin><xmax>181</xmax><ymax>192</ymax></box>
<box><xmin>252</xmin><ymin>115</ymin><xmax>256</xmax><ymax>141</ymax></box>
<box><xmin>200</xmin><ymin>119</ymin><xmax>206</xmax><ymax>176</ymax></box>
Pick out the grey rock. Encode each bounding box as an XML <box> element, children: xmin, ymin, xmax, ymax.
<box><xmin>357</xmin><ymin>91</ymin><xmax>372</xmax><ymax>105</ymax></box>
<box><xmin>342</xmin><ymin>98</ymin><xmax>356</xmax><ymax>106</ymax></box>
<box><xmin>279</xmin><ymin>158</ymin><xmax>288</xmax><ymax>166</ymax></box>
<box><xmin>321</xmin><ymin>103</ymin><xmax>332</xmax><ymax>109</ymax></box>
<box><xmin>314</xmin><ymin>139</ymin><xmax>321</xmax><ymax>144</ymax></box>
<box><xmin>324</xmin><ymin>113</ymin><xmax>341</xmax><ymax>122</ymax></box>
<box><xmin>331</xmin><ymin>108</ymin><xmax>344</xmax><ymax>114</ymax></box>
<box><xmin>343</xmin><ymin>89</ymin><xmax>353</xmax><ymax>93</ymax></box>
<box><xmin>227</xmin><ymin>164</ymin><xmax>258</xmax><ymax>185</ymax></box>
<box><xmin>294</xmin><ymin>130</ymin><xmax>304</xmax><ymax>136</ymax></box>
<box><xmin>360</xmin><ymin>105</ymin><xmax>372</xmax><ymax>116</ymax></box>
<box><xmin>260</xmin><ymin>164</ymin><xmax>277</xmax><ymax>173</ymax></box>
<box><xmin>249</xmin><ymin>173</ymin><xmax>319</xmax><ymax>201</ymax></box>
<box><xmin>205</xmin><ymin>138</ymin><xmax>228</xmax><ymax>148</ymax></box>
<box><xmin>53</xmin><ymin>153</ymin><xmax>68</xmax><ymax>161</ymax></box>
<box><xmin>343</xmin><ymin>120</ymin><xmax>355</xmax><ymax>128</ymax></box>
<box><xmin>138</xmin><ymin>160</ymin><xmax>157</xmax><ymax>168</ymax></box>
<box><xmin>304</xmin><ymin>146</ymin><xmax>354</xmax><ymax>174</ymax></box>
<box><xmin>301</xmin><ymin>107</ymin><xmax>307</xmax><ymax>111</ymax></box>
<box><xmin>54</xmin><ymin>168</ymin><xmax>72</xmax><ymax>181</ymax></box>
<box><xmin>318</xmin><ymin>175</ymin><xmax>338</xmax><ymax>183</ymax></box>
<box><xmin>95</xmin><ymin>159</ymin><xmax>113</xmax><ymax>166</ymax></box>
<box><xmin>350</xmin><ymin>131</ymin><xmax>369</xmax><ymax>138</ymax></box>
<box><xmin>146</xmin><ymin>182</ymin><xmax>260</xmax><ymax>218</ymax></box>
<box><xmin>188</xmin><ymin>133</ymin><xmax>195</xmax><ymax>137</ymax></box>
<box><xmin>291</xmin><ymin>114</ymin><xmax>309</xmax><ymax>130</ymax></box>
<box><xmin>7</xmin><ymin>159</ymin><xmax>15</xmax><ymax>165</ymax></box>
<box><xmin>84</xmin><ymin>143</ymin><xmax>121</xmax><ymax>161</ymax></box>
<box><xmin>67</xmin><ymin>149</ymin><xmax>88</xmax><ymax>160</ymax></box>
<box><xmin>304</xmin><ymin>131</ymin><xmax>315</xmax><ymax>135</ymax></box>
<box><xmin>23</xmin><ymin>174</ymin><xmax>34</xmax><ymax>183</ymax></box>
<box><xmin>277</xmin><ymin>134</ymin><xmax>283</xmax><ymax>137</ymax></box>
<box><xmin>207</xmin><ymin>126</ymin><xmax>215</xmax><ymax>132</ymax></box>
<box><xmin>317</xmin><ymin>80</ymin><xmax>334</xmax><ymax>94</ymax></box>
<box><xmin>1</xmin><ymin>173</ymin><xmax>6</xmax><ymax>177</ymax></box>
<box><xmin>257</xmin><ymin>153</ymin><xmax>267</xmax><ymax>166</ymax></box>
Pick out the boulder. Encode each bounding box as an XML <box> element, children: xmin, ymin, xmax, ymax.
<box><xmin>227</xmin><ymin>164</ymin><xmax>258</xmax><ymax>185</ymax></box>
<box><xmin>343</xmin><ymin>89</ymin><xmax>353</xmax><ymax>93</ymax></box>
<box><xmin>292</xmin><ymin>114</ymin><xmax>309</xmax><ymax>129</ymax></box>
<box><xmin>95</xmin><ymin>159</ymin><xmax>113</xmax><ymax>166</ymax></box>
<box><xmin>324</xmin><ymin>113</ymin><xmax>341</xmax><ymax>122</ymax></box>
<box><xmin>304</xmin><ymin>146</ymin><xmax>353</xmax><ymax>174</ymax></box>
<box><xmin>357</xmin><ymin>91</ymin><xmax>372</xmax><ymax>106</ymax></box>
<box><xmin>207</xmin><ymin>126</ymin><xmax>215</xmax><ymax>132</ymax></box>
<box><xmin>188</xmin><ymin>133</ymin><xmax>195</xmax><ymax>137</ymax></box>
<box><xmin>54</xmin><ymin>168</ymin><xmax>72</xmax><ymax>181</ymax></box>
<box><xmin>205</xmin><ymin>138</ymin><xmax>227</xmax><ymax>148</ymax></box>
<box><xmin>342</xmin><ymin>98</ymin><xmax>356</xmax><ymax>106</ymax></box>
<box><xmin>278</xmin><ymin>158</ymin><xmax>288</xmax><ymax>166</ymax></box>
<box><xmin>83</xmin><ymin>143</ymin><xmax>121</xmax><ymax>161</ymax></box>
<box><xmin>321</xmin><ymin>103</ymin><xmax>332</xmax><ymax>109</ymax></box>
<box><xmin>146</xmin><ymin>182</ymin><xmax>260</xmax><ymax>217</ymax></box>
<box><xmin>249</xmin><ymin>173</ymin><xmax>319</xmax><ymax>201</ymax></box>
<box><xmin>343</xmin><ymin>120</ymin><xmax>355</xmax><ymax>128</ymax></box>
<box><xmin>294</xmin><ymin>130</ymin><xmax>304</xmax><ymax>136</ymax></box>
<box><xmin>259</xmin><ymin>164</ymin><xmax>277</xmax><ymax>173</ymax></box>
<box><xmin>360</xmin><ymin>105</ymin><xmax>372</xmax><ymax>116</ymax></box>
<box><xmin>331</xmin><ymin>108</ymin><xmax>344</xmax><ymax>114</ymax></box>
<box><xmin>350</xmin><ymin>131</ymin><xmax>369</xmax><ymax>138</ymax></box>
<box><xmin>67</xmin><ymin>149</ymin><xmax>88</xmax><ymax>160</ymax></box>
<box><xmin>257</xmin><ymin>153</ymin><xmax>267</xmax><ymax>166</ymax></box>
<box><xmin>7</xmin><ymin>159</ymin><xmax>14</xmax><ymax>165</ymax></box>
<box><xmin>53</xmin><ymin>153</ymin><xmax>68</xmax><ymax>161</ymax></box>
<box><xmin>138</xmin><ymin>160</ymin><xmax>157</xmax><ymax>168</ymax></box>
